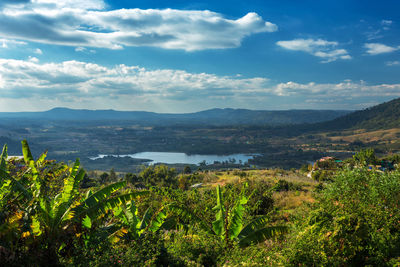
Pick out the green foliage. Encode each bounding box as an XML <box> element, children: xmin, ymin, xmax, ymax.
<box><xmin>112</xmin><ymin>200</ymin><xmax>168</xmax><ymax>242</ymax></box>
<box><xmin>353</xmin><ymin>148</ymin><xmax>378</xmax><ymax>166</ymax></box>
<box><xmin>300</xmin><ymin>164</ymin><xmax>311</xmax><ymax>173</ymax></box>
<box><xmin>311</xmin><ymin>170</ymin><xmax>334</xmax><ymax>181</ymax></box>
<box><xmin>183</xmin><ymin>166</ymin><xmax>192</xmax><ymax>174</ymax></box>
<box><xmin>3</xmin><ymin>140</ymin><xmax>400</xmax><ymax>266</ymax></box>
<box><xmin>70</xmin><ymin>231</ymin><xmax>171</xmax><ymax>266</ymax></box>
<box><xmin>288</xmin><ymin>168</ymin><xmax>400</xmax><ymax>266</ymax></box>
<box><xmin>139</xmin><ymin>165</ymin><xmax>177</xmax><ymax>187</ymax></box>
<box><xmin>166</xmin><ymin>230</ymin><xmax>223</xmax><ymax>266</ymax></box>
<box><xmin>170</xmin><ymin>184</ymin><xmax>287</xmax><ymax>248</ymax></box>
<box><xmin>0</xmin><ymin>141</ymin><xmax>144</xmax><ymax>265</ymax></box>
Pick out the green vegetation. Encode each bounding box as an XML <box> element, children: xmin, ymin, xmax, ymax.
<box><xmin>1</xmin><ymin>141</ymin><xmax>400</xmax><ymax>266</ymax></box>
<box><xmin>287</xmin><ymin>168</ymin><xmax>400</xmax><ymax>266</ymax></box>
<box><xmin>322</xmin><ymin>97</ymin><xmax>400</xmax><ymax>130</ymax></box>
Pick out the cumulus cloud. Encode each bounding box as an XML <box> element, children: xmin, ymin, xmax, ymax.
<box><xmin>0</xmin><ymin>58</ymin><xmax>270</xmax><ymax>100</ymax></box>
<box><xmin>0</xmin><ymin>0</ymin><xmax>277</xmax><ymax>51</ymax></box>
<box><xmin>0</xmin><ymin>0</ymin><xmax>104</xmax><ymax>10</ymax></box>
<box><xmin>276</xmin><ymin>38</ymin><xmax>351</xmax><ymax>63</ymax></box>
<box><xmin>0</xmin><ymin>58</ymin><xmax>399</xmax><ymax>111</ymax></box>
<box><xmin>365</xmin><ymin>43</ymin><xmax>400</xmax><ymax>55</ymax></box>
<box><xmin>272</xmin><ymin>80</ymin><xmax>400</xmax><ymax>98</ymax></box>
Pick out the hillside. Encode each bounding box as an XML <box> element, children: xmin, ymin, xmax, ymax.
<box><xmin>0</xmin><ymin>107</ymin><xmax>351</xmax><ymax>126</ymax></box>
<box><xmin>320</xmin><ymin>97</ymin><xmax>400</xmax><ymax>131</ymax></box>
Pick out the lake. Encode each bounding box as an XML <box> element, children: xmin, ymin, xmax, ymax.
<box><xmin>89</xmin><ymin>152</ymin><xmax>257</xmax><ymax>165</ymax></box>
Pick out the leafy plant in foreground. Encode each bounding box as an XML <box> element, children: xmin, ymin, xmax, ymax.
<box><xmin>0</xmin><ymin>141</ymin><xmax>146</xmax><ymax>265</ymax></box>
<box><xmin>288</xmin><ymin>168</ymin><xmax>400</xmax><ymax>266</ymax></box>
<box><xmin>169</xmin><ymin>185</ymin><xmax>287</xmax><ymax>248</ymax></box>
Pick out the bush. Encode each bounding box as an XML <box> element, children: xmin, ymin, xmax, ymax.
<box><xmin>68</xmin><ymin>232</ymin><xmax>172</xmax><ymax>266</ymax></box>
<box><xmin>288</xmin><ymin>168</ymin><xmax>400</xmax><ymax>266</ymax></box>
<box><xmin>311</xmin><ymin>170</ymin><xmax>334</xmax><ymax>181</ymax></box>
<box><xmin>165</xmin><ymin>230</ymin><xmax>223</xmax><ymax>266</ymax></box>
<box><xmin>353</xmin><ymin>148</ymin><xmax>378</xmax><ymax>166</ymax></box>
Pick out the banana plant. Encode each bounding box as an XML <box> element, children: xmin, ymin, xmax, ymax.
<box><xmin>109</xmin><ymin>200</ymin><xmax>168</xmax><ymax>242</ymax></box>
<box><xmin>169</xmin><ymin>185</ymin><xmax>287</xmax><ymax>247</ymax></box>
<box><xmin>18</xmin><ymin>140</ymin><xmax>147</xmax><ymax>263</ymax></box>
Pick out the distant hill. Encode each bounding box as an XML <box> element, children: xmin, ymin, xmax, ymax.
<box><xmin>320</xmin><ymin>97</ymin><xmax>400</xmax><ymax>131</ymax></box>
<box><xmin>0</xmin><ymin>107</ymin><xmax>351</xmax><ymax>126</ymax></box>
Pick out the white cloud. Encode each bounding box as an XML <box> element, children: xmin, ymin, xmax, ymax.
<box><xmin>386</xmin><ymin>60</ymin><xmax>400</xmax><ymax>66</ymax></box>
<box><xmin>34</xmin><ymin>0</ymin><xmax>105</xmax><ymax>10</ymax></box>
<box><xmin>365</xmin><ymin>43</ymin><xmax>399</xmax><ymax>55</ymax></box>
<box><xmin>0</xmin><ymin>1</ymin><xmax>277</xmax><ymax>51</ymax></box>
<box><xmin>75</xmin><ymin>47</ymin><xmax>86</xmax><ymax>52</ymax></box>
<box><xmin>381</xmin><ymin>19</ymin><xmax>393</xmax><ymax>26</ymax></box>
<box><xmin>75</xmin><ymin>47</ymin><xmax>96</xmax><ymax>53</ymax></box>
<box><xmin>0</xmin><ymin>58</ymin><xmax>400</xmax><ymax>111</ymax></box>
<box><xmin>381</xmin><ymin>19</ymin><xmax>393</xmax><ymax>31</ymax></box>
<box><xmin>0</xmin><ymin>38</ymin><xmax>27</xmax><ymax>48</ymax></box>
<box><xmin>0</xmin><ymin>58</ymin><xmax>270</xmax><ymax>100</ymax></box>
<box><xmin>363</xmin><ymin>19</ymin><xmax>393</xmax><ymax>40</ymax></box>
<box><xmin>34</xmin><ymin>48</ymin><xmax>42</xmax><ymax>54</ymax></box>
<box><xmin>273</xmin><ymin>80</ymin><xmax>400</xmax><ymax>98</ymax></box>
<box><xmin>276</xmin><ymin>38</ymin><xmax>351</xmax><ymax>63</ymax></box>
<box><xmin>28</xmin><ymin>56</ymin><xmax>39</xmax><ymax>62</ymax></box>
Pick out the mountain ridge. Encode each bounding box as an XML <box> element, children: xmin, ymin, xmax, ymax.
<box><xmin>0</xmin><ymin>107</ymin><xmax>352</xmax><ymax>126</ymax></box>
<box><xmin>318</xmin><ymin>97</ymin><xmax>400</xmax><ymax>131</ymax></box>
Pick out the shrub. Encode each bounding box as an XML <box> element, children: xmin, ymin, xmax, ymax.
<box><xmin>288</xmin><ymin>168</ymin><xmax>400</xmax><ymax>266</ymax></box>
<box><xmin>166</xmin><ymin>230</ymin><xmax>223</xmax><ymax>266</ymax></box>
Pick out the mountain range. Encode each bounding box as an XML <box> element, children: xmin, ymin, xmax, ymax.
<box><xmin>0</xmin><ymin>107</ymin><xmax>351</xmax><ymax>126</ymax></box>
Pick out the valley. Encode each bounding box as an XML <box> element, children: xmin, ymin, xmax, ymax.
<box><xmin>1</xmin><ymin>98</ymin><xmax>399</xmax><ymax>172</ymax></box>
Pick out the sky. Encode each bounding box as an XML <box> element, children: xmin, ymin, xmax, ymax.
<box><xmin>0</xmin><ymin>0</ymin><xmax>399</xmax><ymax>112</ymax></box>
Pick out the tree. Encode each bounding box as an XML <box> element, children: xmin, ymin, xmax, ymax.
<box><xmin>109</xmin><ymin>168</ymin><xmax>117</xmax><ymax>181</ymax></box>
<box><xmin>139</xmin><ymin>165</ymin><xmax>177</xmax><ymax>187</ymax></box>
<box><xmin>100</xmin><ymin>172</ymin><xmax>109</xmax><ymax>183</ymax></box>
<box><xmin>353</xmin><ymin>148</ymin><xmax>378</xmax><ymax>166</ymax></box>
<box><xmin>183</xmin><ymin>166</ymin><xmax>192</xmax><ymax>174</ymax></box>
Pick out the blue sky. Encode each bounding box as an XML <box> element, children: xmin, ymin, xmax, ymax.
<box><xmin>0</xmin><ymin>0</ymin><xmax>399</xmax><ymax>112</ymax></box>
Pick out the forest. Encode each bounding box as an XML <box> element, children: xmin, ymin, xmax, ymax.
<box><xmin>1</xmin><ymin>141</ymin><xmax>400</xmax><ymax>266</ymax></box>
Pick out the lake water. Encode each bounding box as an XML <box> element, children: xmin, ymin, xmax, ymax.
<box><xmin>89</xmin><ymin>152</ymin><xmax>257</xmax><ymax>165</ymax></box>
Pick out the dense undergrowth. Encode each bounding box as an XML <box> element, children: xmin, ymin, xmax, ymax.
<box><xmin>1</xmin><ymin>141</ymin><xmax>400</xmax><ymax>266</ymax></box>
